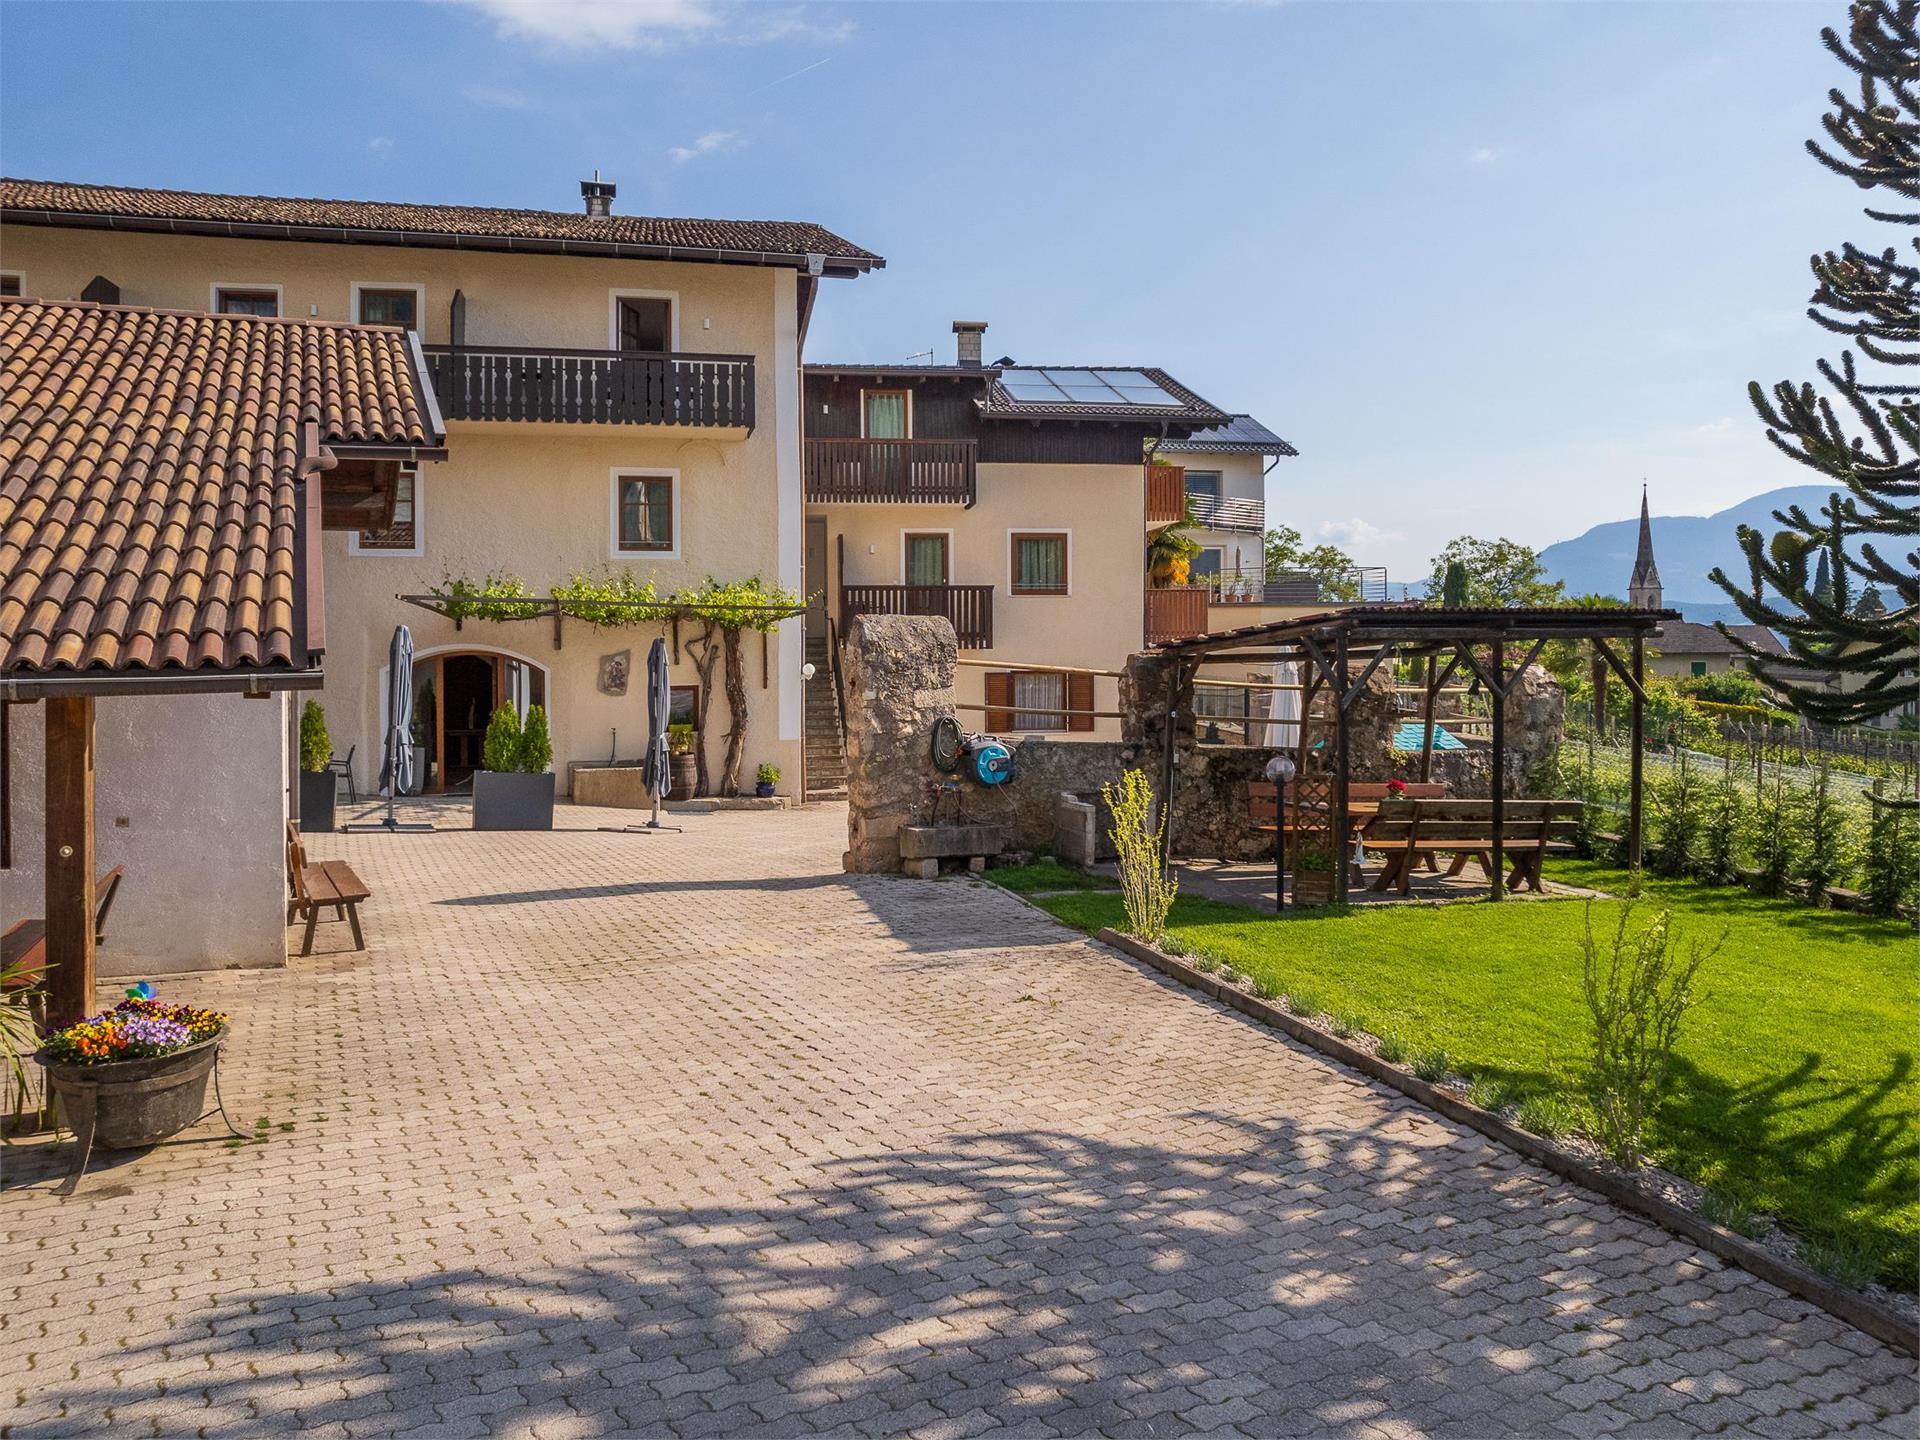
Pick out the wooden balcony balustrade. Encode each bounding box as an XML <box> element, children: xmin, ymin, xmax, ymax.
<box><xmin>841</xmin><ymin>584</ymin><xmax>994</xmax><ymax>650</ymax></box>
<box><xmin>423</xmin><ymin>346</ymin><xmax>755</xmax><ymax>428</ymax></box>
<box><xmin>1145</xmin><ymin>585</ymin><xmax>1211</xmax><ymax>645</ymax></box>
<box><xmin>1146</xmin><ymin>463</ymin><xmax>1187</xmax><ymax>525</ymax></box>
<box><xmin>805</xmin><ymin>438</ymin><xmax>977</xmax><ymax>505</ymax></box>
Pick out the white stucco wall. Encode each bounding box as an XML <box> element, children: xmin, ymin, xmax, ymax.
<box><xmin>3</xmin><ymin>693</ymin><xmax>290</xmax><ymax>976</ymax></box>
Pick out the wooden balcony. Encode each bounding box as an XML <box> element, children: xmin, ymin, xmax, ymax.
<box><xmin>842</xmin><ymin>584</ymin><xmax>994</xmax><ymax>649</ymax></box>
<box><xmin>423</xmin><ymin>346</ymin><xmax>754</xmax><ymax>428</ymax></box>
<box><xmin>805</xmin><ymin>438</ymin><xmax>977</xmax><ymax>505</ymax></box>
<box><xmin>1145</xmin><ymin>585</ymin><xmax>1210</xmax><ymax>645</ymax></box>
<box><xmin>1146</xmin><ymin>463</ymin><xmax>1186</xmax><ymax>525</ymax></box>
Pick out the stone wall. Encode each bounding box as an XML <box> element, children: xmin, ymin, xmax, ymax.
<box><xmin>841</xmin><ymin>614</ymin><xmax>959</xmax><ymax>873</ymax></box>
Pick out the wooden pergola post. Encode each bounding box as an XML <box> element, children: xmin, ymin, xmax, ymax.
<box><xmin>1628</xmin><ymin>633</ymin><xmax>1645</xmax><ymax>869</ymax></box>
<box><xmin>44</xmin><ymin>695</ymin><xmax>97</xmax><ymax>1031</ymax></box>
<box><xmin>1488</xmin><ymin>642</ymin><xmax>1507</xmax><ymax>902</ymax></box>
<box><xmin>1332</xmin><ymin>632</ymin><xmax>1351</xmax><ymax>905</ymax></box>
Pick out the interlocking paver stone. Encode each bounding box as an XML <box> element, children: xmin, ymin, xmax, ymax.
<box><xmin>3</xmin><ymin>799</ymin><xmax>1913</xmax><ymax>1437</ymax></box>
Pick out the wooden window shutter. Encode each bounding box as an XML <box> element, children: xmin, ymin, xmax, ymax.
<box><xmin>984</xmin><ymin>672</ymin><xmax>1014</xmax><ymax>732</ymax></box>
<box><xmin>1067</xmin><ymin>672</ymin><xmax>1094</xmax><ymax>732</ymax></box>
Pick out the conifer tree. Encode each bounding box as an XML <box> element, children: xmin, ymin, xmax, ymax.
<box><xmin>1709</xmin><ymin>2</ymin><xmax>1920</xmax><ymax>728</ymax></box>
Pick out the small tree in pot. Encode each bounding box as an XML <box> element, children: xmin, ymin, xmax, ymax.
<box><xmin>472</xmin><ymin>705</ymin><xmax>556</xmax><ymax>830</ymax></box>
<box><xmin>755</xmin><ymin>762</ymin><xmax>780</xmax><ymax>798</ymax></box>
<box><xmin>297</xmin><ymin>699</ymin><xmax>337</xmax><ymax>833</ymax></box>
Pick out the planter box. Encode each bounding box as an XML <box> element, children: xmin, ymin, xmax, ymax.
<box><xmin>36</xmin><ymin>1033</ymin><xmax>223</xmax><ymax>1151</ymax></box>
<box><xmin>472</xmin><ymin>771</ymin><xmax>556</xmax><ymax>831</ymax></box>
<box><xmin>1292</xmin><ymin>870</ymin><xmax>1336</xmax><ymax>907</ymax></box>
<box><xmin>297</xmin><ymin>770</ymin><xmax>337</xmax><ymax>833</ymax></box>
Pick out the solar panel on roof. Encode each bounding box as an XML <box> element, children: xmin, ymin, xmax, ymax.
<box><xmin>1000</xmin><ymin>368</ymin><xmax>1182</xmax><ymax>408</ymax></box>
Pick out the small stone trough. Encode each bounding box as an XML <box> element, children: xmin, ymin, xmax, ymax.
<box><xmin>897</xmin><ymin>823</ymin><xmax>1009</xmax><ymax>879</ymax></box>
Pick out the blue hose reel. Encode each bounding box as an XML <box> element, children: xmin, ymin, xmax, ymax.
<box><xmin>968</xmin><ymin>738</ymin><xmax>1013</xmax><ymax>786</ymax></box>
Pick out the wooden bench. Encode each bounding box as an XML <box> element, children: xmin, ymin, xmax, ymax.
<box><xmin>286</xmin><ymin>822</ymin><xmax>371</xmax><ymax>956</ymax></box>
<box><xmin>2</xmin><ymin>866</ymin><xmax>125</xmax><ymax>1026</ymax></box>
<box><xmin>1362</xmin><ymin>799</ymin><xmax>1582</xmax><ymax>895</ymax></box>
<box><xmin>1249</xmin><ymin>782</ymin><xmax>1450</xmax><ymax>881</ymax></box>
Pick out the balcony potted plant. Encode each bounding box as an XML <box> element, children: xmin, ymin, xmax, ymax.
<box><xmin>1291</xmin><ymin>846</ymin><xmax>1337</xmax><ymax>907</ymax></box>
<box><xmin>472</xmin><ymin>705</ymin><xmax>556</xmax><ymax>830</ymax></box>
<box><xmin>754</xmin><ymin>762</ymin><xmax>780</xmax><ymax>799</ymax></box>
<box><xmin>668</xmin><ymin>723</ymin><xmax>697</xmax><ymax>801</ymax></box>
<box><xmin>297</xmin><ymin>699</ymin><xmax>337</xmax><ymax>833</ymax></box>
<box><xmin>35</xmin><ymin>987</ymin><xmax>231</xmax><ymax>1156</ymax></box>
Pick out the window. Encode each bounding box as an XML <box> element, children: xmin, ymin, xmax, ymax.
<box><xmin>862</xmin><ymin>389</ymin><xmax>911</xmax><ymax>439</ymax></box>
<box><xmin>352</xmin><ymin>469</ymin><xmax>423</xmax><ymax>555</ymax></box>
<box><xmin>1194</xmin><ymin>547</ymin><xmax>1225</xmax><ymax>578</ymax></box>
<box><xmin>355</xmin><ymin>285</ymin><xmax>422</xmax><ymax>330</ymax></box>
<box><xmin>213</xmin><ymin>285</ymin><xmax>280</xmax><ymax>316</ymax></box>
<box><xmin>617</xmin><ymin>296</ymin><xmax>673</xmax><ymax>352</ymax></box>
<box><xmin>1013</xmin><ymin>672</ymin><xmax>1067</xmax><ymax>732</ymax></box>
<box><xmin>1010</xmin><ymin>531</ymin><xmax>1069</xmax><ymax>595</ymax></box>
<box><xmin>1183</xmin><ymin>470</ymin><xmax>1223</xmax><ymax>498</ymax></box>
<box><xmin>984</xmin><ymin>670</ymin><xmax>1094</xmax><ymax>734</ymax></box>
<box><xmin>614</xmin><ymin>472</ymin><xmax>675</xmax><ymax>554</ymax></box>
<box><xmin>670</xmin><ymin>685</ymin><xmax>700</xmax><ymax>726</ymax></box>
<box><xmin>0</xmin><ymin>273</ymin><xmax>20</xmax><ymax>298</ymax></box>
<box><xmin>1690</xmin><ymin>661</ymin><xmax>1708</xmax><ymax>678</ymax></box>
<box><xmin>904</xmin><ymin>532</ymin><xmax>950</xmax><ymax>587</ymax></box>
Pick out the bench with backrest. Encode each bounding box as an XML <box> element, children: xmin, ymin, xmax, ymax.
<box><xmin>1247</xmin><ymin>780</ymin><xmax>1448</xmax><ymax>833</ymax></box>
<box><xmin>2</xmin><ymin>866</ymin><xmax>125</xmax><ymax>1026</ymax></box>
<box><xmin>1361</xmin><ymin>798</ymin><xmax>1582</xmax><ymax>894</ymax></box>
<box><xmin>286</xmin><ymin>822</ymin><xmax>372</xmax><ymax>956</ymax></box>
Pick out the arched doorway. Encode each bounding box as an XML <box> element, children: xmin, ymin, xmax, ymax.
<box><xmin>383</xmin><ymin>646</ymin><xmax>550</xmax><ymax>793</ymax></box>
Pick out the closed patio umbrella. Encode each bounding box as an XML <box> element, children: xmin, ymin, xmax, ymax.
<box><xmin>349</xmin><ymin>624</ymin><xmax>432</xmax><ymax>832</ymax></box>
<box><xmin>643</xmin><ymin>636</ymin><xmax>671</xmax><ymax>828</ymax></box>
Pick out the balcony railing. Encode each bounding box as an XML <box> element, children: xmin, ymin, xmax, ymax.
<box><xmin>423</xmin><ymin>346</ymin><xmax>754</xmax><ymax>428</ymax></box>
<box><xmin>1145</xmin><ymin>585</ymin><xmax>1211</xmax><ymax>644</ymax></box>
<box><xmin>1205</xmin><ymin>565</ymin><xmax>1392</xmax><ymax>606</ymax></box>
<box><xmin>805</xmin><ymin>438</ymin><xmax>977</xmax><ymax>505</ymax></box>
<box><xmin>1185</xmin><ymin>493</ymin><xmax>1265</xmax><ymax>533</ymax></box>
<box><xmin>841</xmin><ymin>584</ymin><xmax>994</xmax><ymax>649</ymax></box>
<box><xmin>1146</xmin><ymin>463</ymin><xmax>1186</xmax><ymax>525</ymax></box>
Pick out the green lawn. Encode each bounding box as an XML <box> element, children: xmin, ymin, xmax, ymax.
<box><xmin>1006</xmin><ymin>860</ymin><xmax>1919</xmax><ymax>1289</ymax></box>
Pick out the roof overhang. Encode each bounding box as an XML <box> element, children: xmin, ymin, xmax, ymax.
<box><xmin>1</xmin><ymin>207</ymin><xmax>884</xmax><ymax>277</ymax></box>
<box><xmin>0</xmin><ymin>666</ymin><xmax>323</xmax><ymax>700</ymax></box>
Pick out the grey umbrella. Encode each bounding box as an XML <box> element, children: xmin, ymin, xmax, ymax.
<box><xmin>642</xmin><ymin>636</ymin><xmax>671</xmax><ymax>827</ymax></box>
<box><xmin>351</xmin><ymin>624</ymin><xmax>431</xmax><ymax>832</ymax></box>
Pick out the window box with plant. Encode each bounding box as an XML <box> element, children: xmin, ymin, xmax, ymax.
<box><xmin>298</xmin><ymin>700</ymin><xmax>337</xmax><ymax>833</ymax></box>
<box><xmin>471</xmin><ymin>704</ymin><xmax>556</xmax><ymax>831</ymax></box>
<box><xmin>754</xmin><ymin>762</ymin><xmax>780</xmax><ymax>799</ymax></box>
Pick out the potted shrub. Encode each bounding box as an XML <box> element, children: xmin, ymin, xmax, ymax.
<box><xmin>471</xmin><ymin>705</ymin><xmax>556</xmax><ymax>831</ymax></box>
<box><xmin>297</xmin><ymin>699</ymin><xmax>337</xmax><ymax>833</ymax></box>
<box><xmin>668</xmin><ymin>724</ymin><xmax>697</xmax><ymax>801</ymax></box>
<box><xmin>35</xmin><ymin>988</ymin><xmax>231</xmax><ymax>1155</ymax></box>
<box><xmin>754</xmin><ymin>762</ymin><xmax>780</xmax><ymax>798</ymax></box>
<box><xmin>1292</xmin><ymin>846</ymin><xmax>1336</xmax><ymax>907</ymax></box>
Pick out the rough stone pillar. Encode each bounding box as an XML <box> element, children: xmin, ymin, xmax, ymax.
<box><xmin>1504</xmin><ymin>663</ymin><xmax>1566</xmax><ymax>794</ymax></box>
<box><xmin>841</xmin><ymin>614</ymin><xmax>957</xmax><ymax>873</ymax></box>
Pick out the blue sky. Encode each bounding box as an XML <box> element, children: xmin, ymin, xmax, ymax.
<box><xmin>0</xmin><ymin>1</ymin><xmax>1863</xmax><ymax>582</ymax></box>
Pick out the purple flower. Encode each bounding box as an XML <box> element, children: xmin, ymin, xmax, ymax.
<box><xmin>116</xmin><ymin>1014</ymin><xmax>190</xmax><ymax>1051</ymax></box>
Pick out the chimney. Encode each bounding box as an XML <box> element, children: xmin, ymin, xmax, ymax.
<box><xmin>581</xmin><ymin>172</ymin><xmax>616</xmax><ymax>218</ymax></box>
<box><xmin>953</xmin><ymin>320</ymin><xmax>987</xmax><ymax>367</ymax></box>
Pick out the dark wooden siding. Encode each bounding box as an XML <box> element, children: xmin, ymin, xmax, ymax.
<box><xmin>806</xmin><ymin>373</ymin><xmax>1153</xmax><ymax>465</ymax></box>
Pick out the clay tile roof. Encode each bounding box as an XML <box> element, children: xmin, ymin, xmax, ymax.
<box><xmin>1</xmin><ymin>177</ymin><xmax>883</xmax><ymax>271</ymax></box>
<box><xmin>0</xmin><ymin>297</ymin><xmax>442</xmax><ymax>679</ymax></box>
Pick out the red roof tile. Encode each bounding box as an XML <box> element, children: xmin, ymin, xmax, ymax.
<box><xmin>0</xmin><ymin>297</ymin><xmax>441</xmax><ymax>678</ymax></box>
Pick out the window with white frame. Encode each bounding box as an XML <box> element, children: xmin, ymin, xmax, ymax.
<box><xmin>213</xmin><ymin>285</ymin><xmax>280</xmax><ymax>317</ymax></box>
<box><xmin>0</xmin><ymin>273</ymin><xmax>21</xmax><ymax>298</ymax></box>
<box><xmin>614</xmin><ymin>472</ymin><xmax>675</xmax><ymax>554</ymax></box>
<box><xmin>352</xmin><ymin>469</ymin><xmax>423</xmax><ymax>555</ymax></box>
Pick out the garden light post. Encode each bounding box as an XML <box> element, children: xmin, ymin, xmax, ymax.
<box><xmin>1267</xmin><ymin>753</ymin><xmax>1296</xmax><ymax>912</ymax></box>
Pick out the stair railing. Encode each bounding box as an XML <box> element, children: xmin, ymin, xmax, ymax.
<box><xmin>827</xmin><ymin>615</ymin><xmax>850</xmax><ymax>751</ymax></box>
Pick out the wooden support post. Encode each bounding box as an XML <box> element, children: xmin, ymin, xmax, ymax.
<box><xmin>1629</xmin><ymin>633</ymin><xmax>1645</xmax><ymax>869</ymax></box>
<box><xmin>44</xmin><ymin>695</ymin><xmax>96</xmax><ymax>1031</ymax></box>
<box><xmin>1158</xmin><ymin>660</ymin><xmax>1183</xmax><ymax>874</ymax></box>
<box><xmin>1332</xmin><ymin>633</ymin><xmax>1351</xmax><ymax>905</ymax></box>
<box><xmin>1489</xmin><ymin>643</ymin><xmax>1506</xmax><ymax>902</ymax></box>
<box><xmin>1420</xmin><ymin>656</ymin><xmax>1439</xmax><ymax>784</ymax></box>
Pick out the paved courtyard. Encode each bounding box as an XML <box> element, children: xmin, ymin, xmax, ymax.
<box><xmin>4</xmin><ymin>801</ymin><xmax>1914</xmax><ymax>1438</ymax></box>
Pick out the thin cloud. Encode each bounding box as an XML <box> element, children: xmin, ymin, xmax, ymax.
<box><xmin>1320</xmin><ymin>517</ymin><xmax>1400</xmax><ymax>548</ymax></box>
<box><xmin>367</xmin><ymin>136</ymin><xmax>394</xmax><ymax>153</ymax></box>
<box><xmin>668</xmin><ymin>129</ymin><xmax>740</xmax><ymax>165</ymax></box>
<box><xmin>445</xmin><ymin>0</ymin><xmax>719</xmax><ymax>52</ymax></box>
<box><xmin>1469</xmin><ymin>146</ymin><xmax>1499</xmax><ymax>165</ymax></box>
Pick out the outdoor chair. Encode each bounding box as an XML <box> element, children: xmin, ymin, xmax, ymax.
<box><xmin>327</xmin><ymin>745</ymin><xmax>357</xmax><ymax>803</ymax></box>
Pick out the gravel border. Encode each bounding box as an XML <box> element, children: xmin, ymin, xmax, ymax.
<box><xmin>1092</xmin><ymin>924</ymin><xmax>1920</xmax><ymax>1357</ymax></box>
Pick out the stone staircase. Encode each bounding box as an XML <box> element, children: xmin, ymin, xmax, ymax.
<box><xmin>804</xmin><ymin>635</ymin><xmax>848</xmax><ymax>800</ymax></box>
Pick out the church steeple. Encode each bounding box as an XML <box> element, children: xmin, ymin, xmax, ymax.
<box><xmin>1628</xmin><ymin>483</ymin><xmax>1662</xmax><ymax>610</ymax></box>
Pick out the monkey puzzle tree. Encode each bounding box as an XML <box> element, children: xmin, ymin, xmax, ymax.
<box><xmin>1708</xmin><ymin>1</ymin><xmax>1920</xmax><ymax>727</ymax></box>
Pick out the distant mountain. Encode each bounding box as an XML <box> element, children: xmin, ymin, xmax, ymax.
<box><xmin>1538</xmin><ymin>486</ymin><xmax>1834</xmax><ymax>612</ymax></box>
